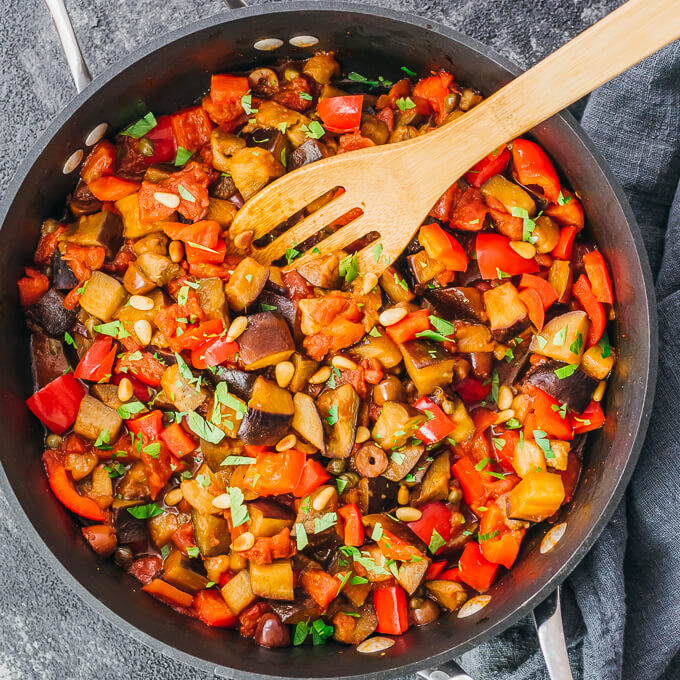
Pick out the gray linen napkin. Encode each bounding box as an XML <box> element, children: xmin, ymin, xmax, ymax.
<box><xmin>461</xmin><ymin>38</ymin><xmax>680</xmax><ymax>680</ymax></box>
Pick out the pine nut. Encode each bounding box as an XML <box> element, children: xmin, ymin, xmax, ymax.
<box><xmin>165</xmin><ymin>488</ymin><xmax>183</xmax><ymax>506</ymax></box>
<box><xmin>509</xmin><ymin>240</ymin><xmax>537</xmax><ymax>260</ymax></box>
<box><xmin>395</xmin><ymin>507</ymin><xmax>422</xmax><ymax>522</ymax></box>
<box><xmin>493</xmin><ymin>343</ymin><xmax>508</xmax><ymax>361</ymax></box>
<box><xmin>355</xmin><ymin>426</ymin><xmax>370</xmax><ymax>444</ymax></box>
<box><xmin>378</xmin><ymin>307</ymin><xmax>408</xmax><ymax>327</ymax></box>
<box><xmin>234</xmin><ymin>230</ymin><xmax>254</xmax><ymax>251</ymax></box>
<box><xmin>232</xmin><ymin>532</ymin><xmax>255</xmax><ymax>552</ymax></box>
<box><xmin>226</xmin><ymin>316</ymin><xmax>248</xmax><ymax>342</ymax></box>
<box><xmin>332</xmin><ymin>355</ymin><xmax>357</xmax><ymax>371</ymax></box>
<box><xmin>169</xmin><ymin>240</ymin><xmax>184</xmax><ymax>263</ymax></box>
<box><xmin>153</xmin><ymin>192</ymin><xmax>180</xmax><ymax>209</ymax></box>
<box><xmin>497</xmin><ymin>385</ymin><xmax>513</xmax><ymax>411</ymax></box>
<box><xmin>397</xmin><ymin>485</ymin><xmax>410</xmax><ymax>506</ymax></box>
<box><xmin>592</xmin><ymin>380</ymin><xmax>606</xmax><ymax>403</ymax></box>
<box><xmin>361</xmin><ymin>272</ymin><xmax>379</xmax><ymax>296</ymax></box>
<box><xmin>312</xmin><ymin>486</ymin><xmax>335</xmax><ymax>511</ymax></box>
<box><xmin>134</xmin><ymin>319</ymin><xmax>152</xmax><ymax>346</ymax></box>
<box><xmin>276</xmin><ymin>434</ymin><xmax>297</xmax><ymax>452</ymax></box>
<box><xmin>495</xmin><ymin>408</ymin><xmax>515</xmax><ymax>424</ymax></box>
<box><xmin>117</xmin><ymin>377</ymin><xmax>134</xmax><ymax>402</ymax></box>
<box><xmin>212</xmin><ymin>493</ymin><xmax>231</xmax><ymax>510</ymax></box>
<box><xmin>309</xmin><ymin>366</ymin><xmax>331</xmax><ymax>384</ymax></box>
<box><xmin>129</xmin><ymin>294</ymin><xmax>154</xmax><ymax>311</ymax></box>
<box><xmin>275</xmin><ymin>361</ymin><xmax>294</xmax><ymax>388</ymax></box>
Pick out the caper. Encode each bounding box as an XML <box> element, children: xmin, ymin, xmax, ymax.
<box><xmin>447</xmin><ymin>487</ymin><xmax>463</xmax><ymax>504</ymax></box>
<box><xmin>138</xmin><ymin>137</ymin><xmax>155</xmax><ymax>157</ymax></box>
<box><xmin>46</xmin><ymin>434</ymin><xmax>62</xmax><ymax>450</ymax></box>
<box><xmin>113</xmin><ymin>546</ymin><xmax>133</xmax><ymax>570</ymax></box>
<box><xmin>283</xmin><ymin>67</ymin><xmax>300</xmax><ymax>82</ymax></box>
<box><xmin>409</xmin><ymin>596</ymin><xmax>426</xmax><ymax>610</ymax></box>
<box><xmin>326</xmin><ymin>458</ymin><xmax>347</xmax><ymax>476</ymax></box>
<box><xmin>337</xmin><ymin>471</ymin><xmax>360</xmax><ymax>490</ymax></box>
<box><xmin>443</xmin><ymin>92</ymin><xmax>460</xmax><ymax>113</ymax></box>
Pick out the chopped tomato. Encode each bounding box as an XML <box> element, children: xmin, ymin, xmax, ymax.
<box><xmin>478</xmin><ymin>500</ymin><xmax>525</xmax><ymax>569</ymax></box>
<box><xmin>450</xmin><ymin>187</ymin><xmax>488</xmax><ymax>231</ymax></box>
<box><xmin>87</xmin><ymin>176</ymin><xmax>139</xmax><ymax>201</ymax></box>
<box><xmin>194</xmin><ymin>589</ymin><xmax>238</xmax><ymax>627</ymax></box>
<box><xmin>545</xmin><ymin>188</ymin><xmax>584</xmax><ymax>230</ymax></box>
<box><xmin>243</xmin><ymin>449</ymin><xmax>306</xmax><ymax>496</ymax></box>
<box><xmin>318</xmin><ymin>95</ymin><xmax>363</xmax><ymax>133</ymax></box>
<box><xmin>17</xmin><ymin>267</ymin><xmax>49</xmax><ymax>307</ymax></box>
<box><xmin>412</xmin><ymin>71</ymin><xmax>454</xmax><ymax>124</ymax></box>
<box><xmin>171</xmin><ymin>106</ymin><xmax>213</xmax><ymax>152</ymax></box>
<box><xmin>81</xmin><ymin>141</ymin><xmax>116</xmax><ymax>184</ymax></box>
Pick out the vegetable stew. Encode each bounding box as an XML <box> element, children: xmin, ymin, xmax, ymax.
<box><xmin>20</xmin><ymin>52</ymin><xmax>615</xmax><ymax>649</ymax></box>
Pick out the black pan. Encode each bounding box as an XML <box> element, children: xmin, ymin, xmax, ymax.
<box><xmin>0</xmin><ymin>2</ymin><xmax>657</xmax><ymax>679</ymax></box>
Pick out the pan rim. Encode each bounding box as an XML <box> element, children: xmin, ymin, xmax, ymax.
<box><xmin>0</xmin><ymin>2</ymin><xmax>658</xmax><ymax>678</ymax></box>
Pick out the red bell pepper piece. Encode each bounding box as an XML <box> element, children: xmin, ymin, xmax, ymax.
<box><xmin>191</xmin><ymin>335</ymin><xmax>238</xmax><ymax>370</ymax></box>
<box><xmin>210</xmin><ymin>74</ymin><xmax>250</xmax><ymax>106</ymax></box>
<box><xmin>338</xmin><ymin>503</ymin><xmax>365</xmax><ymax>547</ymax></box>
<box><xmin>27</xmin><ymin>373</ymin><xmax>86</xmax><ymax>434</ymax></box>
<box><xmin>193</xmin><ymin>589</ymin><xmax>238</xmax><ymax>627</ymax></box>
<box><xmin>185</xmin><ymin>237</ymin><xmax>226</xmax><ymax>265</ymax></box>
<box><xmin>419</xmin><ymin>223</ymin><xmax>468</xmax><ymax>271</ymax></box>
<box><xmin>545</xmin><ymin>188</ymin><xmax>584</xmax><ymax>230</ymax></box>
<box><xmin>293</xmin><ymin>458</ymin><xmax>331</xmax><ymax>498</ymax></box>
<box><xmin>425</xmin><ymin>560</ymin><xmax>448</xmax><ymax>580</ymax></box>
<box><xmin>475</xmin><ymin>233</ymin><xmax>539</xmax><ymax>279</ymax></box>
<box><xmin>143</xmin><ymin>579</ymin><xmax>194</xmax><ymax>609</ymax></box>
<box><xmin>451</xmin><ymin>457</ymin><xmax>486</xmax><ymax>507</ymax></box>
<box><xmin>160</xmin><ymin>422</ymin><xmax>197</xmax><ymax>458</ymax></box>
<box><xmin>511</xmin><ymin>139</ymin><xmax>561</xmax><ymax>203</ymax></box>
<box><xmin>373</xmin><ymin>585</ymin><xmax>409</xmax><ymax>635</ymax></box>
<box><xmin>74</xmin><ymin>335</ymin><xmax>116</xmax><ymax>382</ymax></box>
<box><xmin>552</xmin><ymin>225</ymin><xmax>578</xmax><ymax>260</ymax></box>
<box><xmin>478</xmin><ymin>500</ymin><xmax>525</xmax><ymax>569</ymax></box>
<box><xmin>115</xmin><ymin>351</ymin><xmax>165</xmax><ymax>388</ymax></box>
<box><xmin>440</xmin><ymin>567</ymin><xmax>461</xmax><ymax>581</ymax></box>
<box><xmin>317</xmin><ymin>95</ymin><xmax>363</xmax><ymax>133</ymax></box>
<box><xmin>172</xmin><ymin>522</ymin><xmax>198</xmax><ymax>555</ymax></box>
<box><xmin>412</xmin><ymin>71</ymin><xmax>454</xmax><ymax>124</ymax></box>
<box><xmin>413</xmin><ymin>397</ymin><xmax>455</xmax><ymax>444</ymax></box>
<box><xmin>455</xmin><ymin>375</ymin><xmax>492</xmax><ymax>404</ymax></box>
<box><xmin>518</xmin><ymin>287</ymin><xmax>545</xmax><ymax>331</ymax></box>
<box><xmin>471</xmin><ymin>407</ymin><xmax>498</xmax><ymax>435</ymax></box>
<box><xmin>582</xmin><ymin>250</ymin><xmax>613</xmax><ymax>304</ymax></box>
<box><xmin>572</xmin><ymin>274</ymin><xmax>606</xmax><ymax>346</ymax></box>
<box><xmin>171</xmin><ymin>318</ymin><xmax>223</xmax><ymax>353</ymax></box>
<box><xmin>519</xmin><ymin>273</ymin><xmax>559</xmax><ymax>309</ymax></box>
<box><xmin>245</xmin><ymin>449</ymin><xmax>306</xmax><ymax>496</ymax></box>
<box><xmin>377</xmin><ymin>528</ymin><xmax>424</xmax><ymax>562</ymax></box>
<box><xmin>301</xmin><ymin>569</ymin><xmax>341</xmax><ymax>610</ymax></box>
<box><xmin>385</xmin><ymin>309</ymin><xmax>431</xmax><ymax>344</ymax></box>
<box><xmin>127</xmin><ymin>409</ymin><xmax>164</xmax><ymax>441</ymax></box>
<box><xmin>87</xmin><ymin>176</ymin><xmax>139</xmax><ymax>201</ymax></box>
<box><xmin>145</xmin><ymin>115</ymin><xmax>177</xmax><ymax>164</ymax></box>
<box><xmin>42</xmin><ymin>449</ymin><xmax>105</xmax><ymax>521</ymax></box>
<box><xmin>572</xmin><ymin>400</ymin><xmax>606</xmax><ymax>434</ymax></box>
<box><xmin>171</xmin><ymin>106</ymin><xmax>213</xmax><ymax>152</ymax></box>
<box><xmin>464</xmin><ymin>146</ymin><xmax>511</xmax><ymax>187</ymax></box>
<box><xmin>458</xmin><ymin>541</ymin><xmax>500</xmax><ymax>592</ymax></box>
<box><xmin>429</xmin><ymin>183</ymin><xmax>461</xmax><ymax>221</ymax></box>
<box><xmin>529</xmin><ymin>386</ymin><xmax>573</xmax><ymax>441</ymax></box>
<box><xmin>81</xmin><ymin>140</ymin><xmax>117</xmax><ymax>184</ymax></box>
<box><xmin>492</xmin><ymin>429</ymin><xmax>519</xmax><ymax>472</ymax></box>
<box><xmin>141</xmin><ymin>443</ymin><xmax>175</xmax><ymax>500</ymax></box>
<box><xmin>17</xmin><ymin>267</ymin><xmax>49</xmax><ymax>307</ymax></box>
<box><xmin>407</xmin><ymin>502</ymin><xmax>452</xmax><ymax>554</ymax></box>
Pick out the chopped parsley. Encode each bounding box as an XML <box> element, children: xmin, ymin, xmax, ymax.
<box><xmin>174</xmin><ymin>146</ymin><xmax>192</xmax><ymax>166</ymax></box>
<box><xmin>555</xmin><ymin>363</ymin><xmax>578</xmax><ymax>379</ymax></box>
<box><xmin>339</xmin><ymin>253</ymin><xmax>359</xmax><ymax>284</ymax></box>
<box><xmin>228</xmin><ymin>486</ymin><xmax>249</xmax><ymax>527</ymax></box>
<box><xmin>127</xmin><ymin>503</ymin><xmax>163</xmax><ymax>519</ymax></box>
<box><xmin>396</xmin><ymin>97</ymin><xmax>416</xmax><ymax>111</ymax></box>
<box><xmin>122</xmin><ymin>112</ymin><xmax>157</xmax><ymax>138</ymax></box>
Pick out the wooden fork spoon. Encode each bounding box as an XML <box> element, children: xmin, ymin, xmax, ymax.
<box><xmin>229</xmin><ymin>0</ymin><xmax>680</xmax><ymax>277</ymax></box>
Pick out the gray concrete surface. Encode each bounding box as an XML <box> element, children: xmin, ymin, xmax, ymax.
<box><xmin>0</xmin><ymin>0</ymin><xmax>619</xmax><ymax>677</ymax></box>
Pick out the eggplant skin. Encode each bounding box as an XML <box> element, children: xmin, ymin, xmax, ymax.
<box><xmin>26</xmin><ymin>288</ymin><xmax>77</xmax><ymax>337</ymax></box>
<box><xmin>52</xmin><ymin>249</ymin><xmax>78</xmax><ymax>290</ymax></box>
<box><xmin>208</xmin><ymin>366</ymin><xmax>257</xmax><ymax>401</ymax></box>
<box><xmin>425</xmin><ymin>286</ymin><xmax>487</xmax><ymax>323</ymax></box>
<box><xmin>30</xmin><ymin>333</ymin><xmax>69</xmax><ymax>390</ymax></box>
<box><xmin>522</xmin><ymin>360</ymin><xmax>598</xmax><ymax>412</ymax></box>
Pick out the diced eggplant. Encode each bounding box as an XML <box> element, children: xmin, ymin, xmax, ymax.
<box><xmin>497</xmin><ymin>336</ymin><xmax>532</xmax><ymax>386</ymax></box>
<box><xmin>292</xmin><ymin>486</ymin><xmax>341</xmax><ymax>563</ymax></box>
<box><xmin>332</xmin><ymin>602</ymin><xmax>378</xmax><ymax>645</ymax></box>
<box><xmin>507</xmin><ymin>471</ymin><xmax>565</xmax><ymax>522</ymax></box>
<box><xmin>161</xmin><ymin>363</ymin><xmax>207</xmax><ymax>412</ymax></box>
<box><xmin>221</xmin><ymin>569</ymin><xmax>256</xmax><ymax>614</ymax></box>
<box><xmin>483</xmin><ymin>283</ymin><xmax>529</xmax><ymax>342</ymax></box>
<box><xmin>238</xmin><ymin>312</ymin><xmax>295</xmax><ymax>370</ymax></box>
<box><xmin>209</xmin><ymin>391</ymin><xmax>247</xmax><ymax>439</ymax></box>
<box><xmin>238</xmin><ymin>376</ymin><xmax>294</xmax><ymax>446</ymax></box>
<box><xmin>30</xmin><ymin>333</ymin><xmax>69</xmax><ymax>390</ymax></box>
<box><xmin>225</xmin><ymin>257</ymin><xmax>270</xmax><ymax>312</ymax></box>
<box><xmin>123</xmin><ymin>263</ymin><xmax>155</xmax><ymax>295</ymax></box>
<box><xmin>208</xmin><ymin>366</ymin><xmax>257</xmax><ymax>401</ymax></box>
<box><xmin>133</xmin><ymin>233</ymin><xmax>168</xmax><ymax>257</ymax></box>
<box><xmin>317</xmin><ymin>384</ymin><xmax>360</xmax><ymax>459</ymax></box>
<box><xmin>115</xmin><ymin>462</ymin><xmax>150</xmax><ymax>501</ymax></box>
<box><xmin>201</xmin><ymin>438</ymin><xmax>240</xmax><ymax>473</ymax></box>
<box><xmin>191</xmin><ymin>509</ymin><xmax>231</xmax><ymax>557</ymax></box>
<box><xmin>480</xmin><ymin>174</ymin><xmax>535</xmax><ymax>216</ymax></box>
<box><xmin>398</xmin><ymin>556</ymin><xmax>431</xmax><ymax>595</ymax></box>
<box><xmin>90</xmin><ymin>383</ymin><xmax>124</xmax><ymax>411</ymax></box>
<box><xmin>206</xmin><ymin>197</ymin><xmax>238</xmax><ymax>228</ymax></box>
<box><xmin>382</xmin><ymin>444</ymin><xmax>426</xmax><ymax>482</ymax></box>
<box><xmin>455</xmin><ymin>324</ymin><xmax>495</xmax><ymax>353</ymax></box>
<box><xmin>292</xmin><ymin>393</ymin><xmax>325</xmax><ymax>451</ymax></box>
<box><xmin>522</xmin><ymin>360</ymin><xmax>598</xmax><ymax>413</ymax></box>
<box><xmin>356</xmin><ymin>476</ymin><xmax>398</xmax><ymax>514</ymax></box>
<box><xmin>289</xmin><ymin>139</ymin><xmax>328</xmax><ymax>171</ymax></box>
<box><xmin>79</xmin><ymin>271</ymin><xmax>127</xmax><ymax>322</ymax></box>
<box><xmin>248</xmin><ymin>499</ymin><xmax>295</xmax><ymax>537</ymax></box>
<box><xmin>61</xmin><ymin>211</ymin><xmax>123</xmax><ymax>258</ymax></box>
<box><xmin>362</xmin><ymin>514</ymin><xmax>429</xmax><ymax>554</ymax></box>
<box><xmin>250</xmin><ymin>559</ymin><xmax>295</xmax><ymax>601</ymax></box>
<box><xmin>148</xmin><ymin>511</ymin><xmax>179</xmax><ymax>548</ymax></box>
<box><xmin>409</xmin><ymin>452</ymin><xmax>451</xmax><ymax>507</ymax></box>
<box><xmin>425</xmin><ymin>286</ymin><xmax>487</xmax><ymax>323</ymax></box>
<box><xmin>297</xmin><ymin>253</ymin><xmax>342</xmax><ymax>289</ymax></box>
<box><xmin>288</xmin><ymin>352</ymin><xmax>319</xmax><ymax>393</ymax></box>
<box><xmin>258</xmin><ymin>289</ymin><xmax>299</xmax><ymax>339</ymax></box>
<box><xmin>230</xmin><ymin>148</ymin><xmax>284</xmax><ymax>201</ymax></box>
<box><xmin>372</xmin><ymin>376</ymin><xmax>408</xmax><ymax>405</ymax></box>
<box><xmin>529</xmin><ymin>311</ymin><xmax>589</xmax><ymax>364</ymax></box>
<box><xmin>135</xmin><ymin>252</ymin><xmax>183</xmax><ymax>287</ymax></box>
<box><xmin>270</xmin><ymin>596</ymin><xmax>322</xmax><ymax>624</ymax></box>
<box><xmin>112</xmin><ymin>505</ymin><xmax>148</xmax><ymax>545</ymax></box>
<box><xmin>350</xmin><ymin>332</ymin><xmax>403</xmax><ymax>369</ymax></box>
<box><xmin>74</xmin><ymin>395</ymin><xmax>122</xmax><ymax>442</ymax></box>
<box><xmin>51</xmin><ymin>248</ymin><xmax>78</xmax><ymax>290</ymax></box>
<box><xmin>197</xmin><ymin>277</ymin><xmax>227</xmax><ymax>321</ymax></box>
<box><xmin>425</xmin><ymin>580</ymin><xmax>468</xmax><ymax>611</ymax></box>
<box><xmin>210</xmin><ymin>172</ymin><xmax>238</xmax><ymax>200</ymax></box>
<box><xmin>69</xmin><ymin>179</ymin><xmax>101</xmax><ymax>217</ymax></box>
<box><xmin>246</xmin><ymin>128</ymin><xmax>291</xmax><ymax>167</ymax></box>
<box><xmin>372</xmin><ymin>402</ymin><xmax>425</xmax><ymax>451</ymax></box>
<box><xmin>327</xmin><ymin>554</ymin><xmax>372</xmax><ymax>607</ymax></box>
<box><xmin>115</xmin><ymin>193</ymin><xmax>176</xmax><ymax>239</ymax></box>
<box><xmin>380</xmin><ymin>266</ymin><xmax>415</xmax><ymax>304</ymax></box>
<box><xmin>163</xmin><ymin>549</ymin><xmax>209</xmax><ymax>594</ymax></box>
<box><xmin>407</xmin><ymin>249</ymin><xmax>445</xmax><ymax>286</ymax></box>
<box><xmin>400</xmin><ymin>340</ymin><xmax>457</xmax><ymax>395</ymax></box>
<box><xmin>26</xmin><ymin>289</ymin><xmax>77</xmax><ymax>336</ymax></box>
<box><xmin>581</xmin><ymin>344</ymin><xmax>615</xmax><ymax>381</ymax></box>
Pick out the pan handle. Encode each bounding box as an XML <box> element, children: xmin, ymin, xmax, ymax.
<box><xmin>43</xmin><ymin>0</ymin><xmax>92</xmax><ymax>92</ymax></box>
<box><xmin>533</xmin><ymin>587</ymin><xmax>574</xmax><ymax>680</ymax></box>
<box><xmin>418</xmin><ymin>660</ymin><xmax>474</xmax><ymax>680</ymax></box>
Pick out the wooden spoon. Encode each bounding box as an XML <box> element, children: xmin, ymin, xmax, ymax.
<box><xmin>229</xmin><ymin>0</ymin><xmax>680</xmax><ymax>278</ymax></box>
